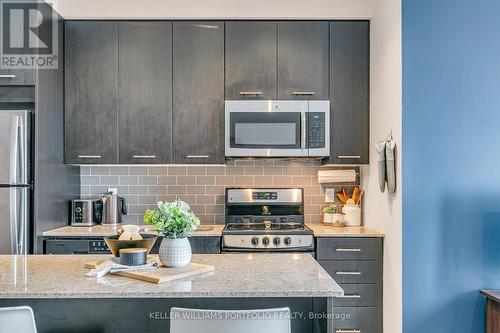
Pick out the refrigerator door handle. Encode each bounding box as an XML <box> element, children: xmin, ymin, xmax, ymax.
<box><xmin>18</xmin><ymin>116</ymin><xmax>26</xmax><ymax>185</ymax></box>
<box><xmin>18</xmin><ymin>188</ymin><xmax>27</xmax><ymax>254</ymax></box>
<box><xmin>9</xmin><ymin>188</ymin><xmax>18</xmax><ymax>254</ymax></box>
<box><xmin>9</xmin><ymin>116</ymin><xmax>19</xmax><ymax>185</ymax></box>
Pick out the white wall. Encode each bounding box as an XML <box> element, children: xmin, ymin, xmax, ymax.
<box><xmin>361</xmin><ymin>0</ymin><xmax>402</xmax><ymax>332</ymax></box>
<box><xmin>49</xmin><ymin>0</ymin><xmax>372</xmax><ymax>19</ymax></box>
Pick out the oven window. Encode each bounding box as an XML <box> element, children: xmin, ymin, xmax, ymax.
<box><xmin>230</xmin><ymin>112</ymin><xmax>301</xmax><ymax>149</ymax></box>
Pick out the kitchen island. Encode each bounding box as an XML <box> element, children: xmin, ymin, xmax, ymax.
<box><xmin>0</xmin><ymin>253</ymin><xmax>342</xmax><ymax>332</ymax></box>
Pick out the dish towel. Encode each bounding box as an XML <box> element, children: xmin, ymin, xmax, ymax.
<box><xmin>375</xmin><ymin>140</ymin><xmax>386</xmax><ymax>192</ymax></box>
<box><xmin>386</xmin><ymin>139</ymin><xmax>396</xmax><ymax>193</ymax></box>
<box><xmin>86</xmin><ymin>258</ymin><xmax>160</xmax><ymax>278</ymax></box>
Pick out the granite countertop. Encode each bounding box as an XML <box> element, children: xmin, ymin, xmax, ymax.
<box><xmin>42</xmin><ymin>224</ymin><xmax>225</xmax><ymax>237</ymax></box>
<box><xmin>0</xmin><ymin>254</ymin><xmax>343</xmax><ymax>299</ymax></box>
<box><xmin>305</xmin><ymin>224</ymin><xmax>385</xmax><ymax>238</ymax></box>
<box><xmin>42</xmin><ymin>223</ymin><xmax>383</xmax><ymax>238</ymax></box>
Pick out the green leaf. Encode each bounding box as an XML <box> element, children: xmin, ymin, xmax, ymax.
<box><xmin>142</xmin><ymin>200</ymin><xmax>200</xmax><ymax>239</ymax></box>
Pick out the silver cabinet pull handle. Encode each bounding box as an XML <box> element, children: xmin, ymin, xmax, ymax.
<box><xmin>239</xmin><ymin>91</ymin><xmax>262</xmax><ymax>96</ymax></box>
<box><xmin>186</xmin><ymin>155</ymin><xmax>209</xmax><ymax>159</ymax></box>
<box><xmin>336</xmin><ymin>248</ymin><xmax>362</xmax><ymax>252</ymax></box>
<box><xmin>336</xmin><ymin>271</ymin><xmax>361</xmax><ymax>275</ymax></box>
<box><xmin>0</xmin><ymin>74</ymin><xmax>16</xmax><ymax>79</ymax></box>
<box><xmin>78</xmin><ymin>155</ymin><xmax>102</xmax><ymax>159</ymax></box>
<box><xmin>338</xmin><ymin>155</ymin><xmax>361</xmax><ymax>159</ymax></box>
<box><xmin>133</xmin><ymin>155</ymin><xmax>156</xmax><ymax>159</ymax></box>
<box><xmin>292</xmin><ymin>91</ymin><xmax>315</xmax><ymax>96</ymax></box>
<box><xmin>336</xmin><ymin>330</ymin><xmax>361</xmax><ymax>333</ymax></box>
<box><xmin>338</xmin><ymin>294</ymin><xmax>361</xmax><ymax>299</ymax></box>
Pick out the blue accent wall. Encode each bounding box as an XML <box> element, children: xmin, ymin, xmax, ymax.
<box><xmin>403</xmin><ymin>0</ymin><xmax>500</xmax><ymax>332</ymax></box>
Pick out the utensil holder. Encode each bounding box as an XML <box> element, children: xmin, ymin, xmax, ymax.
<box><xmin>342</xmin><ymin>205</ymin><xmax>361</xmax><ymax>227</ymax></box>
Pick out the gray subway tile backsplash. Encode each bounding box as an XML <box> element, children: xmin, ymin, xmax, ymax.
<box><xmin>100</xmin><ymin>176</ymin><xmax>119</xmax><ymax>185</ymax></box>
<box><xmin>91</xmin><ymin>166</ymin><xmax>110</xmax><ymax>175</ymax></box>
<box><xmin>81</xmin><ymin>176</ymin><xmax>100</xmax><ymax>185</ymax></box>
<box><xmin>129</xmin><ymin>166</ymin><xmax>149</xmax><ymax>175</ymax></box>
<box><xmin>81</xmin><ymin>160</ymin><xmax>360</xmax><ymax>225</ymax></box>
<box><xmin>120</xmin><ymin>176</ymin><xmax>138</xmax><ymax>185</ymax></box>
<box><xmin>138</xmin><ymin>176</ymin><xmax>159</xmax><ymax>185</ymax></box>
<box><xmin>109</xmin><ymin>166</ymin><xmax>129</xmax><ymax>175</ymax></box>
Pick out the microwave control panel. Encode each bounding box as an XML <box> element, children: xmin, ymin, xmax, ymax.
<box><xmin>308</xmin><ymin>112</ymin><xmax>326</xmax><ymax>148</ymax></box>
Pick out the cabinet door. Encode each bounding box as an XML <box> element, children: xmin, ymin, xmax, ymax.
<box><xmin>118</xmin><ymin>22</ymin><xmax>172</xmax><ymax>164</ymax></box>
<box><xmin>329</xmin><ymin>21</ymin><xmax>369</xmax><ymax>164</ymax></box>
<box><xmin>172</xmin><ymin>22</ymin><xmax>224</xmax><ymax>164</ymax></box>
<box><xmin>277</xmin><ymin>21</ymin><xmax>329</xmax><ymax>100</ymax></box>
<box><xmin>0</xmin><ymin>69</ymin><xmax>35</xmax><ymax>85</ymax></box>
<box><xmin>189</xmin><ymin>236</ymin><xmax>221</xmax><ymax>254</ymax></box>
<box><xmin>65</xmin><ymin>21</ymin><xmax>118</xmax><ymax>164</ymax></box>
<box><xmin>225</xmin><ymin>21</ymin><xmax>277</xmax><ymax>100</ymax></box>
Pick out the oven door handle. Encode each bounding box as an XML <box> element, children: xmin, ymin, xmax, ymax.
<box><xmin>300</xmin><ymin>111</ymin><xmax>307</xmax><ymax>150</ymax></box>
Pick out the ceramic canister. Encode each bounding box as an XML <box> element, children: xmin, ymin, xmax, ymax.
<box><xmin>119</xmin><ymin>248</ymin><xmax>147</xmax><ymax>266</ymax></box>
<box><xmin>342</xmin><ymin>205</ymin><xmax>362</xmax><ymax>227</ymax></box>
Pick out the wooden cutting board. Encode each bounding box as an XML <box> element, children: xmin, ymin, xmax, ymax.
<box><xmin>85</xmin><ymin>257</ymin><xmax>214</xmax><ymax>284</ymax></box>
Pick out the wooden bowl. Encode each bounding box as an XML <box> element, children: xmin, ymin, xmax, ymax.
<box><xmin>104</xmin><ymin>234</ymin><xmax>157</xmax><ymax>257</ymax></box>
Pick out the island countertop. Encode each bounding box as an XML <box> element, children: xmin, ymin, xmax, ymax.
<box><xmin>0</xmin><ymin>254</ymin><xmax>343</xmax><ymax>299</ymax></box>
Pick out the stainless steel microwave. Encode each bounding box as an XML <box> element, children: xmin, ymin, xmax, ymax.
<box><xmin>225</xmin><ymin>100</ymin><xmax>330</xmax><ymax>158</ymax></box>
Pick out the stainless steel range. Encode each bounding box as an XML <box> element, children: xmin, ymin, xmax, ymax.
<box><xmin>222</xmin><ymin>188</ymin><xmax>314</xmax><ymax>252</ymax></box>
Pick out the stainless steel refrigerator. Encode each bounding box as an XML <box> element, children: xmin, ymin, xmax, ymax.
<box><xmin>0</xmin><ymin>110</ymin><xmax>31</xmax><ymax>255</ymax></box>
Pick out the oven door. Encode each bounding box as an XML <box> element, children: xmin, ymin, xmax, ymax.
<box><xmin>225</xmin><ymin>101</ymin><xmax>308</xmax><ymax>157</ymax></box>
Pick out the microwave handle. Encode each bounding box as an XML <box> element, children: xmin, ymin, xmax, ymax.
<box><xmin>301</xmin><ymin>111</ymin><xmax>307</xmax><ymax>150</ymax></box>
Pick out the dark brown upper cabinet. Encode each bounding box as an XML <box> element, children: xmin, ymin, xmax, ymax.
<box><xmin>172</xmin><ymin>22</ymin><xmax>224</xmax><ymax>164</ymax></box>
<box><xmin>65</xmin><ymin>21</ymin><xmax>119</xmax><ymax>164</ymax></box>
<box><xmin>277</xmin><ymin>21</ymin><xmax>329</xmax><ymax>100</ymax></box>
<box><xmin>225</xmin><ymin>21</ymin><xmax>277</xmax><ymax>100</ymax></box>
<box><xmin>63</xmin><ymin>20</ymin><xmax>369</xmax><ymax>166</ymax></box>
<box><xmin>0</xmin><ymin>68</ymin><xmax>35</xmax><ymax>86</ymax></box>
<box><xmin>118</xmin><ymin>22</ymin><xmax>173</xmax><ymax>164</ymax></box>
<box><xmin>328</xmin><ymin>21</ymin><xmax>370</xmax><ymax>164</ymax></box>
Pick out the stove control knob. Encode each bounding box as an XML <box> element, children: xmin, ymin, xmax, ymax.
<box><xmin>273</xmin><ymin>237</ymin><xmax>281</xmax><ymax>246</ymax></box>
<box><xmin>251</xmin><ymin>237</ymin><xmax>259</xmax><ymax>246</ymax></box>
<box><xmin>284</xmin><ymin>237</ymin><xmax>292</xmax><ymax>245</ymax></box>
<box><xmin>262</xmin><ymin>237</ymin><xmax>270</xmax><ymax>246</ymax></box>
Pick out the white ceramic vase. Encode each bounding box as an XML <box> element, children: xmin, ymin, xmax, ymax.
<box><xmin>159</xmin><ymin>237</ymin><xmax>192</xmax><ymax>268</ymax></box>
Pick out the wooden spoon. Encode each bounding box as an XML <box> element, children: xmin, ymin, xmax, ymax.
<box><xmin>336</xmin><ymin>191</ymin><xmax>347</xmax><ymax>204</ymax></box>
<box><xmin>356</xmin><ymin>190</ymin><xmax>364</xmax><ymax>204</ymax></box>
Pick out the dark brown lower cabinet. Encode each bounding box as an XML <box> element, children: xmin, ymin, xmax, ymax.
<box><xmin>155</xmin><ymin>236</ymin><xmax>221</xmax><ymax>254</ymax></box>
<box><xmin>316</xmin><ymin>237</ymin><xmax>383</xmax><ymax>333</ymax></box>
<box><xmin>43</xmin><ymin>236</ymin><xmax>221</xmax><ymax>254</ymax></box>
<box><xmin>0</xmin><ymin>297</ymin><xmax>320</xmax><ymax>332</ymax></box>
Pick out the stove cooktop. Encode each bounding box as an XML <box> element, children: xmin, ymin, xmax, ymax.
<box><xmin>224</xmin><ymin>222</ymin><xmax>310</xmax><ymax>232</ymax></box>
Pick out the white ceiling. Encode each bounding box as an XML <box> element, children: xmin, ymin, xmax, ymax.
<box><xmin>48</xmin><ymin>0</ymin><xmax>373</xmax><ymax>20</ymax></box>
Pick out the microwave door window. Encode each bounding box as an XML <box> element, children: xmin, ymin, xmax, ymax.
<box><xmin>235</xmin><ymin>123</ymin><xmax>296</xmax><ymax>145</ymax></box>
<box><xmin>230</xmin><ymin>112</ymin><xmax>302</xmax><ymax>149</ymax></box>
